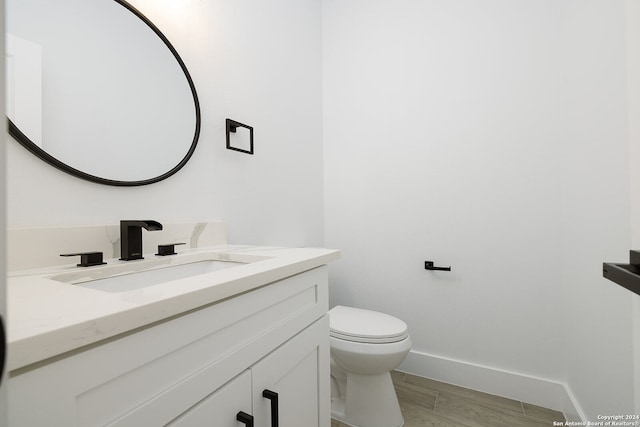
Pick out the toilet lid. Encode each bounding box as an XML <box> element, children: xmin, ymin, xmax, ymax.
<box><xmin>329</xmin><ymin>306</ymin><xmax>409</xmax><ymax>344</ymax></box>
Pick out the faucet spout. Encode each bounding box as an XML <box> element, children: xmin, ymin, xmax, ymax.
<box><xmin>126</xmin><ymin>220</ymin><xmax>162</xmax><ymax>231</ymax></box>
<box><xmin>120</xmin><ymin>220</ymin><xmax>163</xmax><ymax>261</ymax></box>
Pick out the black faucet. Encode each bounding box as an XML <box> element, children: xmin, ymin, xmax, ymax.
<box><xmin>120</xmin><ymin>220</ymin><xmax>163</xmax><ymax>261</ymax></box>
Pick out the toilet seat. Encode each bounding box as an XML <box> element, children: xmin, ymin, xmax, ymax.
<box><xmin>329</xmin><ymin>306</ymin><xmax>408</xmax><ymax>344</ymax></box>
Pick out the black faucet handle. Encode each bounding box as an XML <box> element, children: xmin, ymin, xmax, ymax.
<box><xmin>156</xmin><ymin>243</ymin><xmax>186</xmax><ymax>256</ymax></box>
<box><xmin>60</xmin><ymin>252</ymin><xmax>107</xmax><ymax>267</ymax></box>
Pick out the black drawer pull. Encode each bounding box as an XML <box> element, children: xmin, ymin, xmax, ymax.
<box><xmin>236</xmin><ymin>411</ymin><xmax>254</xmax><ymax>427</ymax></box>
<box><xmin>262</xmin><ymin>389</ymin><xmax>279</xmax><ymax>427</ymax></box>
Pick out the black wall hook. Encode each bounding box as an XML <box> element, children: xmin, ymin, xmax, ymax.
<box><xmin>425</xmin><ymin>261</ymin><xmax>451</xmax><ymax>271</ymax></box>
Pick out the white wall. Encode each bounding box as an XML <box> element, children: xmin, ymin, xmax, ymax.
<box><xmin>324</xmin><ymin>0</ymin><xmax>566</xmax><ymax>381</ymax></box>
<box><xmin>323</xmin><ymin>0</ymin><xmax>635</xmax><ymax>418</ymax></box>
<box><xmin>559</xmin><ymin>0</ymin><xmax>633</xmax><ymax>418</ymax></box>
<box><xmin>625</xmin><ymin>0</ymin><xmax>640</xmax><ymax>414</ymax></box>
<box><xmin>6</xmin><ymin>0</ymin><xmax>324</xmax><ymax>248</ymax></box>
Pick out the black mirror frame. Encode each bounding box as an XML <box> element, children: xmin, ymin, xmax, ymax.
<box><xmin>7</xmin><ymin>0</ymin><xmax>201</xmax><ymax>186</ymax></box>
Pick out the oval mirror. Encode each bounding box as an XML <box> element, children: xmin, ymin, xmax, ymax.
<box><xmin>6</xmin><ymin>0</ymin><xmax>201</xmax><ymax>186</ymax></box>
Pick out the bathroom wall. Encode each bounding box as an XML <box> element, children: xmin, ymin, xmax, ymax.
<box><xmin>559</xmin><ymin>0</ymin><xmax>634</xmax><ymax>418</ymax></box>
<box><xmin>323</xmin><ymin>0</ymin><xmax>634</xmax><ymax>418</ymax></box>
<box><xmin>6</xmin><ymin>0</ymin><xmax>324</xmax><ymax>248</ymax></box>
<box><xmin>624</xmin><ymin>0</ymin><xmax>640</xmax><ymax>414</ymax></box>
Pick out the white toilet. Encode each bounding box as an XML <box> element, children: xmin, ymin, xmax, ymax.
<box><xmin>329</xmin><ymin>306</ymin><xmax>412</xmax><ymax>427</ymax></box>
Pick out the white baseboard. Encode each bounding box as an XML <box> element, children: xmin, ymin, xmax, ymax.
<box><xmin>398</xmin><ymin>349</ymin><xmax>586</xmax><ymax>422</ymax></box>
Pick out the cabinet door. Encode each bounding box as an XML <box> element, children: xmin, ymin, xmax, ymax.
<box><xmin>251</xmin><ymin>316</ymin><xmax>330</xmax><ymax>427</ymax></box>
<box><xmin>167</xmin><ymin>370</ymin><xmax>252</xmax><ymax>427</ymax></box>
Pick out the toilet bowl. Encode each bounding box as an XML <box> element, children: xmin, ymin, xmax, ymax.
<box><xmin>329</xmin><ymin>306</ymin><xmax>412</xmax><ymax>427</ymax></box>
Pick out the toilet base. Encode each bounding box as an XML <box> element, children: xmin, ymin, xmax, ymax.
<box><xmin>331</xmin><ymin>371</ymin><xmax>404</xmax><ymax>427</ymax></box>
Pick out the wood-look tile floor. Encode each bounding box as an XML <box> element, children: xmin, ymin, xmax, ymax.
<box><xmin>331</xmin><ymin>371</ymin><xmax>566</xmax><ymax>427</ymax></box>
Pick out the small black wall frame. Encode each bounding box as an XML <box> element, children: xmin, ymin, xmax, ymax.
<box><xmin>226</xmin><ymin>119</ymin><xmax>254</xmax><ymax>155</ymax></box>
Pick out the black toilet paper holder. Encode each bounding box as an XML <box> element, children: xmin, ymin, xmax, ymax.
<box><xmin>425</xmin><ymin>261</ymin><xmax>451</xmax><ymax>271</ymax></box>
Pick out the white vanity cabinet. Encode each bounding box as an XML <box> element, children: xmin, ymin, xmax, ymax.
<box><xmin>251</xmin><ymin>316</ymin><xmax>326</xmax><ymax>427</ymax></box>
<box><xmin>166</xmin><ymin>318</ymin><xmax>326</xmax><ymax>427</ymax></box>
<box><xmin>8</xmin><ymin>266</ymin><xmax>330</xmax><ymax>427</ymax></box>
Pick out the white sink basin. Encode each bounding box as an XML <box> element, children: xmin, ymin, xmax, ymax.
<box><xmin>49</xmin><ymin>254</ymin><xmax>250</xmax><ymax>293</ymax></box>
<box><xmin>75</xmin><ymin>260</ymin><xmax>242</xmax><ymax>293</ymax></box>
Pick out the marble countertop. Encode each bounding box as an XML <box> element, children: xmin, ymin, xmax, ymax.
<box><xmin>7</xmin><ymin>245</ymin><xmax>340</xmax><ymax>371</ymax></box>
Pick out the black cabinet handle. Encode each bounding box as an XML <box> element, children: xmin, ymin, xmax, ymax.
<box><xmin>236</xmin><ymin>411</ymin><xmax>254</xmax><ymax>427</ymax></box>
<box><xmin>262</xmin><ymin>389</ymin><xmax>279</xmax><ymax>427</ymax></box>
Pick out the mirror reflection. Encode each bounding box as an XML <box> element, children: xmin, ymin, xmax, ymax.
<box><xmin>6</xmin><ymin>0</ymin><xmax>200</xmax><ymax>185</ymax></box>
